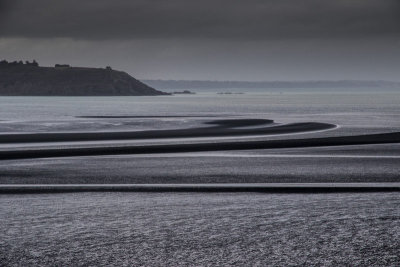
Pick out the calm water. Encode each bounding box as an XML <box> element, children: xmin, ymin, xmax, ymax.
<box><xmin>1</xmin><ymin>91</ymin><xmax>400</xmax><ymax>265</ymax></box>
<box><xmin>0</xmin><ymin>92</ymin><xmax>400</xmax><ymax>132</ymax></box>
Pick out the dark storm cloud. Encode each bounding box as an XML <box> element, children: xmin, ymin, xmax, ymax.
<box><xmin>0</xmin><ymin>0</ymin><xmax>9</xmax><ymax>19</ymax></box>
<box><xmin>0</xmin><ymin>0</ymin><xmax>399</xmax><ymax>40</ymax></box>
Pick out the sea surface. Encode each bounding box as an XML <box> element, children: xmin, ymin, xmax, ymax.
<box><xmin>0</xmin><ymin>90</ymin><xmax>400</xmax><ymax>265</ymax></box>
<box><xmin>1</xmin><ymin>192</ymin><xmax>399</xmax><ymax>266</ymax></box>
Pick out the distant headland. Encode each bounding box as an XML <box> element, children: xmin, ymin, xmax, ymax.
<box><xmin>0</xmin><ymin>60</ymin><xmax>168</xmax><ymax>96</ymax></box>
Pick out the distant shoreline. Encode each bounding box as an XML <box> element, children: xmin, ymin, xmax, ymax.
<box><xmin>142</xmin><ymin>79</ymin><xmax>400</xmax><ymax>90</ymax></box>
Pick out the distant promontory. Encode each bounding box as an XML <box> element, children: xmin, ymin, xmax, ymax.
<box><xmin>0</xmin><ymin>60</ymin><xmax>168</xmax><ymax>96</ymax></box>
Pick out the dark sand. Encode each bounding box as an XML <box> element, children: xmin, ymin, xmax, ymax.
<box><xmin>1</xmin><ymin>131</ymin><xmax>400</xmax><ymax>160</ymax></box>
<box><xmin>0</xmin><ymin>183</ymin><xmax>398</xmax><ymax>194</ymax></box>
<box><xmin>1</xmin><ymin>118</ymin><xmax>399</xmax><ymax>188</ymax></box>
<box><xmin>76</xmin><ymin>115</ymin><xmax>224</xmax><ymax>118</ymax></box>
<box><xmin>0</xmin><ymin>119</ymin><xmax>330</xmax><ymax>143</ymax></box>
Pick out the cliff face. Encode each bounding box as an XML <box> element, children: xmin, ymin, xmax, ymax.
<box><xmin>0</xmin><ymin>65</ymin><xmax>168</xmax><ymax>96</ymax></box>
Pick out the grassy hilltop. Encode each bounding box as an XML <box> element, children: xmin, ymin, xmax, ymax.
<box><xmin>0</xmin><ymin>61</ymin><xmax>167</xmax><ymax>96</ymax></box>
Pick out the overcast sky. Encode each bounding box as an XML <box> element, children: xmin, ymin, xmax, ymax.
<box><xmin>1</xmin><ymin>0</ymin><xmax>399</xmax><ymax>81</ymax></box>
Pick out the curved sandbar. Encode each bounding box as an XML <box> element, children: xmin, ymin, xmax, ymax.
<box><xmin>76</xmin><ymin>115</ymin><xmax>223</xmax><ymax>118</ymax></box>
<box><xmin>0</xmin><ymin>119</ymin><xmax>332</xmax><ymax>143</ymax></box>
<box><xmin>1</xmin><ymin>131</ymin><xmax>400</xmax><ymax>160</ymax></box>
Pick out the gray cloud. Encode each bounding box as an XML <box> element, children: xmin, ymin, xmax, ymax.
<box><xmin>1</xmin><ymin>1</ymin><xmax>400</xmax><ymax>81</ymax></box>
<box><xmin>2</xmin><ymin>37</ymin><xmax>400</xmax><ymax>81</ymax></box>
<box><xmin>1</xmin><ymin>0</ymin><xmax>399</xmax><ymax>40</ymax></box>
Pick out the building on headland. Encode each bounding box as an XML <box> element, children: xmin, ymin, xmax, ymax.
<box><xmin>55</xmin><ymin>64</ymin><xmax>71</xmax><ymax>68</ymax></box>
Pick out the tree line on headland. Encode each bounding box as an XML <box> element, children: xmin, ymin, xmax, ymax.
<box><xmin>0</xmin><ymin>60</ymin><xmax>112</xmax><ymax>70</ymax></box>
<box><xmin>0</xmin><ymin>59</ymin><xmax>39</xmax><ymax>67</ymax></box>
